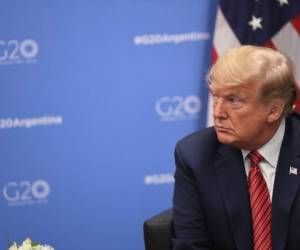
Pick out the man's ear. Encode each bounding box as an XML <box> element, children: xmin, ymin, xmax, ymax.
<box><xmin>267</xmin><ymin>101</ymin><xmax>284</xmax><ymax>123</ymax></box>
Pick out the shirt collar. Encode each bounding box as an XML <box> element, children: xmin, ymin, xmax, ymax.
<box><xmin>241</xmin><ymin>119</ymin><xmax>286</xmax><ymax>168</ymax></box>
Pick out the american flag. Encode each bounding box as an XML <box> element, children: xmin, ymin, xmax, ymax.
<box><xmin>207</xmin><ymin>0</ymin><xmax>300</xmax><ymax>125</ymax></box>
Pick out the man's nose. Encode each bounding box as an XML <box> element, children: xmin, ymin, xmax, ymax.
<box><xmin>213</xmin><ymin>99</ymin><xmax>227</xmax><ymax>119</ymax></box>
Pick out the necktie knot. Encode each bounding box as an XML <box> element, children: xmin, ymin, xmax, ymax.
<box><xmin>248</xmin><ymin>150</ymin><xmax>263</xmax><ymax>167</ymax></box>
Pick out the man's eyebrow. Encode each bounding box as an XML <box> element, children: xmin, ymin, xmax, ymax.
<box><xmin>212</xmin><ymin>91</ymin><xmax>240</xmax><ymax>97</ymax></box>
<box><xmin>225</xmin><ymin>93</ymin><xmax>239</xmax><ymax>97</ymax></box>
<box><xmin>209</xmin><ymin>87</ymin><xmax>246</xmax><ymax>97</ymax></box>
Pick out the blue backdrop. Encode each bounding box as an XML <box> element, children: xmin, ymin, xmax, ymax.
<box><xmin>0</xmin><ymin>1</ymin><xmax>218</xmax><ymax>249</ymax></box>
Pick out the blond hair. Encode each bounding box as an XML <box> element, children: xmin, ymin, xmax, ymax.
<box><xmin>207</xmin><ymin>45</ymin><xmax>298</xmax><ymax>116</ymax></box>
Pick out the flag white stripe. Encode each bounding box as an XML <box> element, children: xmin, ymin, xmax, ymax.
<box><xmin>206</xmin><ymin>93</ymin><xmax>214</xmax><ymax>127</ymax></box>
<box><xmin>272</xmin><ymin>22</ymin><xmax>300</xmax><ymax>86</ymax></box>
<box><xmin>213</xmin><ymin>7</ymin><xmax>241</xmax><ymax>57</ymax></box>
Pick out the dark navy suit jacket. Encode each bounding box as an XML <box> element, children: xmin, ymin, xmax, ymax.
<box><xmin>173</xmin><ymin>112</ymin><xmax>300</xmax><ymax>250</ymax></box>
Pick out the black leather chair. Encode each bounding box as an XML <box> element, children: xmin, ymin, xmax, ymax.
<box><xmin>143</xmin><ymin>208</ymin><xmax>174</xmax><ymax>250</ymax></box>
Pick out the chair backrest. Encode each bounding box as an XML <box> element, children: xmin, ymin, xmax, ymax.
<box><xmin>143</xmin><ymin>208</ymin><xmax>174</xmax><ymax>250</ymax></box>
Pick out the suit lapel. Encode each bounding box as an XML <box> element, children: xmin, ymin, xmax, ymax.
<box><xmin>272</xmin><ymin>117</ymin><xmax>300</xmax><ymax>250</ymax></box>
<box><xmin>214</xmin><ymin>145</ymin><xmax>253</xmax><ymax>250</ymax></box>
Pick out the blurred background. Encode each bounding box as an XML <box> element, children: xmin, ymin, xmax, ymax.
<box><xmin>1</xmin><ymin>1</ymin><xmax>217</xmax><ymax>249</ymax></box>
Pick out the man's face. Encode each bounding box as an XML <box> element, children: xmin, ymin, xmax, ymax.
<box><xmin>210</xmin><ymin>82</ymin><xmax>273</xmax><ymax>150</ymax></box>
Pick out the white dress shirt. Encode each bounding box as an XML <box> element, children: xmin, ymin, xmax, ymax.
<box><xmin>241</xmin><ymin>119</ymin><xmax>286</xmax><ymax>202</ymax></box>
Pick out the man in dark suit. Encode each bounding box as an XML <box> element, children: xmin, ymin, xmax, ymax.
<box><xmin>173</xmin><ymin>45</ymin><xmax>300</xmax><ymax>250</ymax></box>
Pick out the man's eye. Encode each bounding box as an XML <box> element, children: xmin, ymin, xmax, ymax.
<box><xmin>212</xmin><ymin>95</ymin><xmax>219</xmax><ymax>101</ymax></box>
<box><xmin>229</xmin><ymin>97</ymin><xmax>237</xmax><ymax>102</ymax></box>
<box><xmin>227</xmin><ymin>96</ymin><xmax>242</xmax><ymax>107</ymax></box>
<box><xmin>212</xmin><ymin>95</ymin><xmax>220</xmax><ymax>105</ymax></box>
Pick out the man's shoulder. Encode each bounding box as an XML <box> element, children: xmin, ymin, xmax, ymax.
<box><xmin>286</xmin><ymin>112</ymin><xmax>300</xmax><ymax>133</ymax></box>
<box><xmin>287</xmin><ymin>111</ymin><xmax>300</xmax><ymax>124</ymax></box>
<box><xmin>178</xmin><ymin>127</ymin><xmax>217</xmax><ymax>144</ymax></box>
<box><xmin>176</xmin><ymin>127</ymin><xmax>220</xmax><ymax>155</ymax></box>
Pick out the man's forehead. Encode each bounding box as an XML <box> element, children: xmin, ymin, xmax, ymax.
<box><xmin>209</xmin><ymin>83</ymin><xmax>253</xmax><ymax>95</ymax></box>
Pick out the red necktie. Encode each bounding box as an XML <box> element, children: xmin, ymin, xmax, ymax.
<box><xmin>248</xmin><ymin>151</ymin><xmax>272</xmax><ymax>250</ymax></box>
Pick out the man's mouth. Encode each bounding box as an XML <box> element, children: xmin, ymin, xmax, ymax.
<box><xmin>214</xmin><ymin>125</ymin><xmax>231</xmax><ymax>133</ymax></box>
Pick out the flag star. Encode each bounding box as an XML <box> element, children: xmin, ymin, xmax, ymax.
<box><xmin>248</xmin><ymin>15</ymin><xmax>263</xmax><ymax>31</ymax></box>
<box><xmin>277</xmin><ymin>0</ymin><xmax>289</xmax><ymax>6</ymax></box>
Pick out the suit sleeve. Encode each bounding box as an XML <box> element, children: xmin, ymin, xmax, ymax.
<box><xmin>173</xmin><ymin>142</ymin><xmax>213</xmax><ymax>250</ymax></box>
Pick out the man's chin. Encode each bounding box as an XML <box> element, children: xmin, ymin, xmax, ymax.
<box><xmin>216</xmin><ymin>132</ymin><xmax>236</xmax><ymax>145</ymax></box>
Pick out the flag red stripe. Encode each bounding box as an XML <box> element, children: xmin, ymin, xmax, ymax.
<box><xmin>264</xmin><ymin>40</ymin><xmax>276</xmax><ymax>49</ymax></box>
<box><xmin>212</xmin><ymin>46</ymin><xmax>218</xmax><ymax>64</ymax></box>
<box><xmin>291</xmin><ymin>13</ymin><xmax>300</xmax><ymax>36</ymax></box>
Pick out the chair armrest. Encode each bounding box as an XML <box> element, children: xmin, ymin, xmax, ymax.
<box><xmin>143</xmin><ymin>208</ymin><xmax>174</xmax><ymax>250</ymax></box>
